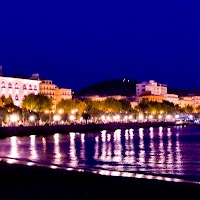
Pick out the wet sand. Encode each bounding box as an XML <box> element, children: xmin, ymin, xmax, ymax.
<box><xmin>0</xmin><ymin>161</ymin><xmax>199</xmax><ymax>200</ymax></box>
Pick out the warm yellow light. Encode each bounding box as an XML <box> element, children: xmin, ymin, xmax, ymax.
<box><xmin>58</xmin><ymin>109</ymin><xmax>63</xmax><ymax>114</ymax></box>
<box><xmin>149</xmin><ymin>115</ymin><xmax>153</xmax><ymax>119</ymax></box>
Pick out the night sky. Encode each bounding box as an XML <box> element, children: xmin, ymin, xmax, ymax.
<box><xmin>0</xmin><ymin>1</ymin><xmax>200</xmax><ymax>91</ymax></box>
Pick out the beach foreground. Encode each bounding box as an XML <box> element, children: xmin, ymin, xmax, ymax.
<box><xmin>0</xmin><ymin>161</ymin><xmax>199</xmax><ymax>200</ymax></box>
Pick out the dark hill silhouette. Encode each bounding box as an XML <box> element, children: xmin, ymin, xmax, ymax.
<box><xmin>168</xmin><ymin>88</ymin><xmax>200</xmax><ymax>96</ymax></box>
<box><xmin>74</xmin><ymin>79</ymin><xmax>200</xmax><ymax>97</ymax></box>
<box><xmin>74</xmin><ymin>79</ymin><xmax>140</xmax><ymax>97</ymax></box>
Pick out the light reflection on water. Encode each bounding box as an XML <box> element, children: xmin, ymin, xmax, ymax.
<box><xmin>2</xmin><ymin>126</ymin><xmax>200</xmax><ymax>180</ymax></box>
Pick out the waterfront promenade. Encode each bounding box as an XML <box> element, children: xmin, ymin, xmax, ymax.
<box><xmin>0</xmin><ymin>121</ymin><xmax>176</xmax><ymax>138</ymax></box>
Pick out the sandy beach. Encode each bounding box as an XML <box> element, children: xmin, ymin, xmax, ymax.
<box><xmin>0</xmin><ymin>161</ymin><xmax>199</xmax><ymax>200</ymax></box>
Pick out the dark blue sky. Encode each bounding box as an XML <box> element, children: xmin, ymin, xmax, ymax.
<box><xmin>0</xmin><ymin>1</ymin><xmax>200</xmax><ymax>91</ymax></box>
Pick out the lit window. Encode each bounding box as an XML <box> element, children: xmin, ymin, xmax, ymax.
<box><xmin>15</xmin><ymin>83</ymin><xmax>19</xmax><ymax>89</ymax></box>
<box><xmin>34</xmin><ymin>85</ymin><xmax>37</xmax><ymax>90</ymax></box>
<box><xmin>1</xmin><ymin>82</ymin><xmax>5</xmax><ymax>88</ymax></box>
<box><xmin>23</xmin><ymin>84</ymin><xmax>26</xmax><ymax>90</ymax></box>
<box><xmin>15</xmin><ymin>95</ymin><xmax>19</xmax><ymax>100</ymax></box>
<box><xmin>29</xmin><ymin>84</ymin><xmax>32</xmax><ymax>90</ymax></box>
<box><xmin>8</xmin><ymin>83</ymin><xmax>12</xmax><ymax>88</ymax></box>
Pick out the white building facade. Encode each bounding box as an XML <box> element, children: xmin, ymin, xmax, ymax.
<box><xmin>0</xmin><ymin>76</ymin><xmax>41</xmax><ymax>107</ymax></box>
<box><xmin>164</xmin><ymin>94</ymin><xmax>179</xmax><ymax>105</ymax></box>
<box><xmin>136</xmin><ymin>80</ymin><xmax>167</xmax><ymax>96</ymax></box>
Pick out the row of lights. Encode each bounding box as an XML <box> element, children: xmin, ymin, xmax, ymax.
<box><xmin>10</xmin><ymin>114</ymin><xmax>76</xmax><ymax>123</ymax></box>
<box><xmin>101</xmin><ymin>115</ymin><xmax>133</xmax><ymax>121</ymax></box>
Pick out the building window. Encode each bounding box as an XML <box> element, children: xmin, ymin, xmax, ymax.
<box><xmin>34</xmin><ymin>85</ymin><xmax>37</xmax><ymax>90</ymax></box>
<box><xmin>29</xmin><ymin>84</ymin><xmax>32</xmax><ymax>90</ymax></box>
<box><xmin>15</xmin><ymin>83</ymin><xmax>19</xmax><ymax>89</ymax></box>
<box><xmin>23</xmin><ymin>84</ymin><xmax>27</xmax><ymax>90</ymax></box>
<box><xmin>15</xmin><ymin>95</ymin><xmax>19</xmax><ymax>100</ymax></box>
<box><xmin>8</xmin><ymin>83</ymin><xmax>12</xmax><ymax>88</ymax></box>
<box><xmin>1</xmin><ymin>82</ymin><xmax>5</xmax><ymax>88</ymax></box>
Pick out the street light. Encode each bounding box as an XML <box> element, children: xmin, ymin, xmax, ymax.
<box><xmin>29</xmin><ymin>115</ymin><xmax>35</xmax><ymax>122</ymax></box>
<box><xmin>101</xmin><ymin>115</ymin><xmax>105</xmax><ymax>121</ymax></box>
<box><xmin>149</xmin><ymin>115</ymin><xmax>153</xmax><ymax>120</ymax></box>
<box><xmin>58</xmin><ymin>109</ymin><xmax>63</xmax><ymax>114</ymax></box>
<box><xmin>10</xmin><ymin>114</ymin><xmax>18</xmax><ymax>123</ymax></box>
<box><xmin>139</xmin><ymin>114</ymin><xmax>143</xmax><ymax>120</ymax></box>
<box><xmin>69</xmin><ymin>115</ymin><xmax>75</xmax><ymax>121</ymax></box>
<box><xmin>175</xmin><ymin>115</ymin><xmax>179</xmax><ymax>119</ymax></box>
<box><xmin>166</xmin><ymin>115</ymin><xmax>171</xmax><ymax>120</ymax></box>
<box><xmin>53</xmin><ymin>115</ymin><xmax>61</xmax><ymax>121</ymax></box>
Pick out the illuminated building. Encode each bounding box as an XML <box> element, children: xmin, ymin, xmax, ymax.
<box><xmin>0</xmin><ymin>69</ymin><xmax>40</xmax><ymax>107</ymax></box>
<box><xmin>164</xmin><ymin>94</ymin><xmax>179</xmax><ymax>105</ymax></box>
<box><xmin>39</xmin><ymin>80</ymin><xmax>57</xmax><ymax>110</ymax></box>
<box><xmin>192</xmin><ymin>96</ymin><xmax>200</xmax><ymax>110</ymax></box>
<box><xmin>136</xmin><ymin>80</ymin><xmax>167</xmax><ymax>96</ymax></box>
<box><xmin>139</xmin><ymin>94</ymin><xmax>165</xmax><ymax>103</ymax></box>
<box><xmin>39</xmin><ymin>79</ymin><xmax>72</xmax><ymax>110</ymax></box>
<box><xmin>178</xmin><ymin>96</ymin><xmax>193</xmax><ymax>108</ymax></box>
<box><xmin>55</xmin><ymin>88</ymin><xmax>72</xmax><ymax>104</ymax></box>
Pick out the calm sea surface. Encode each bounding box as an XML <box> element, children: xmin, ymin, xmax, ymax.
<box><xmin>0</xmin><ymin>126</ymin><xmax>200</xmax><ymax>180</ymax></box>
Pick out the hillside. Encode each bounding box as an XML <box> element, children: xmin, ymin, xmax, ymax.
<box><xmin>74</xmin><ymin>79</ymin><xmax>200</xmax><ymax>97</ymax></box>
<box><xmin>168</xmin><ymin>88</ymin><xmax>200</xmax><ymax>96</ymax></box>
<box><xmin>74</xmin><ymin>79</ymin><xmax>139</xmax><ymax>97</ymax></box>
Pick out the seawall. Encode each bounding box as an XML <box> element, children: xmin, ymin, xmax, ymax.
<box><xmin>0</xmin><ymin>122</ymin><xmax>176</xmax><ymax>138</ymax></box>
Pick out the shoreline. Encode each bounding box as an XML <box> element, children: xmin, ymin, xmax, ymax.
<box><xmin>0</xmin><ymin>121</ymin><xmax>178</xmax><ymax>138</ymax></box>
<box><xmin>0</xmin><ymin>160</ymin><xmax>199</xmax><ymax>200</ymax></box>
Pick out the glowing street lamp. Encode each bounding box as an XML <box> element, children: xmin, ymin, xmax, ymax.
<box><xmin>149</xmin><ymin>115</ymin><xmax>153</xmax><ymax>120</ymax></box>
<box><xmin>139</xmin><ymin>114</ymin><xmax>143</xmax><ymax>120</ymax></box>
<box><xmin>129</xmin><ymin>115</ymin><xmax>133</xmax><ymax>120</ymax></box>
<box><xmin>69</xmin><ymin>115</ymin><xmax>75</xmax><ymax>121</ymax></box>
<box><xmin>10</xmin><ymin>114</ymin><xmax>18</xmax><ymax>123</ymax></box>
<box><xmin>159</xmin><ymin>115</ymin><xmax>162</xmax><ymax>119</ymax></box>
<box><xmin>53</xmin><ymin>115</ymin><xmax>61</xmax><ymax>121</ymax></box>
<box><xmin>101</xmin><ymin>115</ymin><xmax>105</xmax><ymax>121</ymax></box>
<box><xmin>166</xmin><ymin>115</ymin><xmax>171</xmax><ymax>120</ymax></box>
<box><xmin>175</xmin><ymin>115</ymin><xmax>179</xmax><ymax>119</ymax></box>
<box><xmin>71</xmin><ymin>109</ymin><xmax>78</xmax><ymax>114</ymax></box>
<box><xmin>58</xmin><ymin>109</ymin><xmax>63</xmax><ymax>114</ymax></box>
<box><xmin>29</xmin><ymin>115</ymin><xmax>35</xmax><ymax>122</ymax></box>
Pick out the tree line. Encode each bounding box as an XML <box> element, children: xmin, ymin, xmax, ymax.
<box><xmin>0</xmin><ymin>93</ymin><xmax>200</xmax><ymax>125</ymax></box>
<box><xmin>135</xmin><ymin>99</ymin><xmax>196</xmax><ymax>114</ymax></box>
